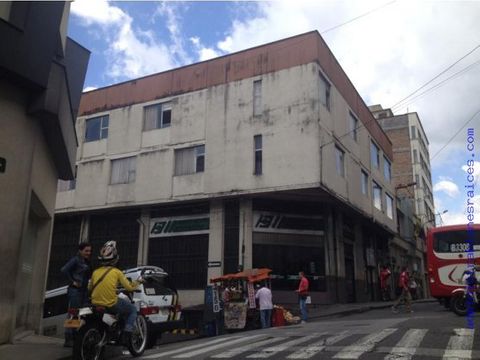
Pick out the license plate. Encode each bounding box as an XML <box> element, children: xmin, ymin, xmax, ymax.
<box><xmin>64</xmin><ymin>319</ymin><xmax>81</xmax><ymax>329</ymax></box>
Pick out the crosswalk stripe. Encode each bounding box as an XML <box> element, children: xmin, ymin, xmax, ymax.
<box><xmin>246</xmin><ymin>333</ymin><xmax>324</xmax><ymax>358</ymax></box>
<box><xmin>141</xmin><ymin>336</ymin><xmax>240</xmax><ymax>359</ymax></box>
<box><xmin>172</xmin><ymin>334</ymin><xmax>265</xmax><ymax>358</ymax></box>
<box><xmin>287</xmin><ymin>331</ymin><xmax>350</xmax><ymax>359</ymax></box>
<box><xmin>333</xmin><ymin>328</ymin><xmax>397</xmax><ymax>359</ymax></box>
<box><xmin>211</xmin><ymin>336</ymin><xmax>288</xmax><ymax>358</ymax></box>
<box><xmin>443</xmin><ymin>328</ymin><xmax>475</xmax><ymax>359</ymax></box>
<box><xmin>384</xmin><ymin>328</ymin><xmax>428</xmax><ymax>360</ymax></box>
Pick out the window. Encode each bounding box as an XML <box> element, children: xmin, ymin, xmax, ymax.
<box><xmin>319</xmin><ymin>72</ymin><xmax>331</xmax><ymax>110</ymax></box>
<box><xmin>174</xmin><ymin>145</ymin><xmax>205</xmax><ymax>176</ymax></box>
<box><xmin>411</xmin><ymin>125</ymin><xmax>416</xmax><ymax>139</ymax></box>
<box><xmin>253</xmin><ymin>80</ymin><xmax>262</xmax><ymax>116</ymax></box>
<box><xmin>143</xmin><ymin>102</ymin><xmax>172</xmax><ymax>130</ymax></box>
<box><xmin>383</xmin><ymin>156</ymin><xmax>391</xmax><ymax>182</ymax></box>
<box><xmin>373</xmin><ymin>181</ymin><xmax>382</xmax><ymax>210</ymax></box>
<box><xmin>335</xmin><ymin>145</ymin><xmax>345</xmax><ymax>177</ymax></box>
<box><xmin>415</xmin><ymin>174</ymin><xmax>420</xmax><ymax>187</ymax></box>
<box><xmin>361</xmin><ymin>170</ymin><xmax>368</xmax><ymax>196</ymax></box>
<box><xmin>349</xmin><ymin>112</ymin><xmax>359</xmax><ymax>141</ymax></box>
<box><xmin>370</xmin><ymin>141</ymin><xmax>380</xmax><ymax>169</ymax></box>
<box><xmin>85</xmin><ymin>115</ymin><xmax>109</xmax><ymax>142</ymax></box>
<box><xmin>254</xmin><ymin>135</ymin><xmax>262</xmax><ymax>175</ymax></box>
<box><xmin>110</xmin><ymin>157</ymin><xmax>136</xmax><ymax>184</ymax></box>
<box><xmin>413</xmin><ymin>149</ymin><xmax>418</xmax><ymax>163</ymax></box>
<box><xmin>58</xmin><ymin>179</ymin><xmax>76</xmax><ymax>192</ymax></box>
<box><xmin>386</xmin><ymin>194</ymin><xmax>394</xmax><ymax>219</ymax></box>
<box><xmin>0</xmin><ymin>2</ymin><xmax>11</xmax><ymax>22</ymax></box>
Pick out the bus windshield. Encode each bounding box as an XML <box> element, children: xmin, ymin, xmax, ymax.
<box><xmin>433</xmin><ymin>230</ymin><xmax>480</xmax><ymax>253</ymax></box>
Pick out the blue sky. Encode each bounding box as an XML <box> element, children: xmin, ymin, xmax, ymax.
<box><xmin>68</xmin><ymin>0</ymin><xmax>480</xmax><ymax>226</ymax></box>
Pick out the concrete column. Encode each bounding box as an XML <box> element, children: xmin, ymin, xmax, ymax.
<box><xmin>137</xmin><ymin>209</ymin><xmax>150</xmax><ymax>266</ymax></box>
<box><xmin>239</xmin><ymin>199</ymin><xmax>253</xmax><ymax>270</ymax></box>
<box><xmin>208</xmin><ymin>200</ymin><xmax>224</xmax><ymax>280</ymax></box>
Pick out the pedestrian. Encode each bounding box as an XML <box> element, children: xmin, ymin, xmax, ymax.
<box><xmin>409</xmin><ymin>271</ymin><xmax>418</xmax><ymax>300</ymax></box>
<box><xmin>379</xmin><ymin>265</ymin><xmax>391</xmax><ymax>301</ymax></box>
<box><xmin>255</xmin><ymin>282</ymin><xmax>273</xmax><ymax>328</ymax></box>
<box><xmin>391</xmin><ymin>266</ymin><xmax>412</xmax><ymax>313</ymax></box>
<box><xmin>295</xmin><ymin>271</ymin><xmax>309</xmax><ymax>323</ymax></box>
<box><xmin>61</xmin><ymin>242</ymin><xmax>92</xmax><ymax>347</ymax></box>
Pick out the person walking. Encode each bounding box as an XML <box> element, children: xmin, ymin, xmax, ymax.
<box><xmin>255</xmin><ymin>282</ymin><xmax>273</xmax><ymax>328</ymax></box>
<box><xmin>61</xmin><ymin>242</ymin><xmax>92</xmax><ymax>347</ymax></box>
<box><xmin>379</xmin><ymin>265</ymin><xmax>392</xmax><ymax>301</ymax></box>
<box><xmin>295</xmin><ymin>271</ymin><xmax>309</xmax><ymax>323</ymax></box>
<box><xmin>391</xmin><ymin>266</ymin><xmax>412</xmax><ymax>313</ymax></box>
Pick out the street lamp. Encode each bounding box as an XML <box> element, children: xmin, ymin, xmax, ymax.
<box><xmin>436</xmin><ymin>210</ymin><xmax>448</xmax><ymax>226</ymax></box>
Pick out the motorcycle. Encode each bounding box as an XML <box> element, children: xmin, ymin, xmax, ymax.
<box><xmin>65</xmin><ymin>288</ymin><xmax>148</xmax><ymax>360</ymax></box>
<box><xmin>450</xmin><ymin>266</ymin><xmax>480</xmax><ymax>316</ymax></box>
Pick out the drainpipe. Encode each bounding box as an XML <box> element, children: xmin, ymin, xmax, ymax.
<box><xmin>332</xmin><ymin>207</ymin><xmax>339</xmax><ymax>303</ymax></box>
<box><xmin>136</xmin><ymin>216</ymin><xmax>148</xmax><ymax>266</ymax></box>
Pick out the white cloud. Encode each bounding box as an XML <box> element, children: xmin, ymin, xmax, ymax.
<box><xmin>442</xmin><ymin>195</ymin><xmax>480</xmax><ymax>226</ymax></box>
<box><xmin>433</xmin><ymin>180</ymin><xmax>460</xmax><ymax>198</ymax></box>
<box><xmin>83</xmin><ymin>86</ymin><xmax>97</xmax><ymax>92</ymax></box>
<box><xmin>71</xmin><ymin>0</ymin><xmax>177</xmax><ymax>82</ymax></box>
<box><xmin>189</xmin><ymin>35</ymin><xmax>222</xmax><ymax>61</ymax></box>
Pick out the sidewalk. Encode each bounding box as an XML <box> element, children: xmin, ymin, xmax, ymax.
<box><xmin>307</xmin><ymin>298</ymin><xmax>437</xmax><ymax>320</ymax></box>
<box><xmin>0</xmin><ymin>299</ymin><xmax>438</xmax><ymax>360</ymax></box>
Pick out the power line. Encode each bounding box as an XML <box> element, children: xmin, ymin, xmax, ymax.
<box><xmin>390</xmin><ymin>43</ymin><xmax>480</xmax><ymax>109</ymax></box>
<box><xmin>392</xmin><ymin>59</ymin><xmax>480</xmax><ymax>112</ymax></box>
<box><xmin>320</xmin><ymin>1</ymin><xmax>397</xmax><ymax>34</ymax></box>
<box><xmin>430</xmin><ymin>108</ymin><xmax>480</xmax><ymax>161</ymax></box>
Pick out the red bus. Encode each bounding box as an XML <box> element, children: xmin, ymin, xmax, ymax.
<box><xmin>427</xmin><ymin>224</ymin><xmax>480</xmax><ymax>305</ymax></box>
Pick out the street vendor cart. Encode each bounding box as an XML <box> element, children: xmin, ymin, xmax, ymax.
<box><xmin>210</xmin><ymin>268</ymin><xmax>272</xmax><ymax>331</ymax></box>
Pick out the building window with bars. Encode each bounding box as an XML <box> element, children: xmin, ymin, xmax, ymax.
<box><xmin>174</xmin><ymin>145</ymin><xmax>205</xmax><ymax>176</ymax></box>
<box><xmin>143</xmin><ymin>102</ymin><xmax>172</xmax><ymax>130</ymax></box>
<box><xmin>254</xmin><ymin>134</ymin><xmax>262</xmax><ymax>175</ymax></box>
<box><xmin>85</xmin><ymin>115</ymin><xmax>109</xmax><ymax>142</ymax></box>
<box><xmin>253</xmin><ymin>80</ymin><xmax>262</xmax><ymax>116</ymax></box>
<box><xmin>110</xmin><ymin>156</ymin><xmax>136</xmax><ymax>184</ymax></box>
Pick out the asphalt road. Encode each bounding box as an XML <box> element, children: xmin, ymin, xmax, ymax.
<box><xmin>117</xmin><ymin>302</ymin><xmax>480</xmax><ymax>360</ymax></box>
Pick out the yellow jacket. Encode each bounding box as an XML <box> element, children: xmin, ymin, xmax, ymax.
<box><xmin>89</xmin><ymin>266</ymin><xmax>140</xmax><ymax>307</ymax></box>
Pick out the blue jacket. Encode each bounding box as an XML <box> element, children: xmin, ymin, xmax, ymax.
<box><xmin>61</xmin><ymin>255</ymin><xmax>91</xmax><ymax>290</ymax></box>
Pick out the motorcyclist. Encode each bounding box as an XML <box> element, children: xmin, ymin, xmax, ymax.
<box><xmin>89</xmin><ymin>241</ymin><xmax>143</xmax><ymax>345</ymax></box>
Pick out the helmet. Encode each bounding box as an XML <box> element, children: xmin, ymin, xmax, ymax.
<box><xmin>98</xmin><ymin>240</ymin><xmax>119</xmax><ymax>266</ymax></box>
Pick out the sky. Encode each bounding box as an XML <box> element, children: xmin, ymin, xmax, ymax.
<box><xmin>67</xmin><ymin>0</ymin><xmax>480</xmax><ymax>226</ymax></box>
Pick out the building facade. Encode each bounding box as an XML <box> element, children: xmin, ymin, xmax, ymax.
<box><xmin>0</xmin><ymin>2</ymin><xmax>89</xmax><ymax>343</ymax></box>
<box><xmin>50</xmin><ymin>31</ymin><xmax>396</xmax><ymax>307</ymax></box>
<box><xmin>370</xmin><ymin>105</ymin><xmax>435</xmax><ymax>297</ymax></box>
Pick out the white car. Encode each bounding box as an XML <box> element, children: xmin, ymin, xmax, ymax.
<box><xmin>43</xmin><ymin>265</ymin><xmax>183</xmax><ymax>348</ymax></box>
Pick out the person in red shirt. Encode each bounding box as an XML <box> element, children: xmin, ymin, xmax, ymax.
<box><xmin>379</xmin><ymin>265</ymin><xmax>391</xmax><ymax>301</ymax></box>
<box><xmin>391</xmin><ymin>267</ymin><xmax>412</xmax><ymax>313</ymax></box>
<box><xmin>295</xmin><ymin>271</ymin><xmax>309</xmax><ymax>323</ymax></box>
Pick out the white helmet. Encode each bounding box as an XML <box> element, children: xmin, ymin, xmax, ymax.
<box><xmin>98</xmin><ymin>240</ymin><xmax>119</xmax><ymax>265</ymax></box>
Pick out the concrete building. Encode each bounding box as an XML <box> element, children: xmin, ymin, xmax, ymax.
<box><xmin>370</xmin><ymin>105</ymin><xmax>435</xmax><ymax>296</ymax></box>
<box><xmin>0</xmin><ymin>2</ymin><xmax>89</xmax><ymax>343</ymax></box>
<box><xmin>50</xmin><ymin>31</ymin><xmax>396</xmax><ymax>308</ymax></box>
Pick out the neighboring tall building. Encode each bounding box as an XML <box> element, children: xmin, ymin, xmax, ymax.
<box><xmin>50</xmin><ymin>31</ymin><xmax>396</xmax><ymax>308</ymax></box>
<box><xmin>370</xmin><ymin>105</ymin><xmax>435</xmax><ymax>295</ymax></box>
<box><xmin>0</xmin><ymin>2</ymin><xmax>89</xmax><ymax>343</ymax></box>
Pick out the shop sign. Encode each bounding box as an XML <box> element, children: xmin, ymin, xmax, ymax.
<box><xmin>150</xmin><ymin>214</ymin><xmax>209</xmax><ymax>237</ymax></box>
<box><xmin>247</xmin><ymin>282</ymin><xmax>256</xmax><ymax>309</ymax></box>
<box><xmin>253</xmin><ymin>211</ymin><xmax>324</xmax><ymax>235</ymax></box>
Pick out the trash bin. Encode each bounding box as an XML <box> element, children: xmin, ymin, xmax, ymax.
<box><xmin>271</xmin><ymin>308</ymin><xmax>285</xmax><ymax>327</ymax></box>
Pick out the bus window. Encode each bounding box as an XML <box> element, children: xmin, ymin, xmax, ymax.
<box><xmin>433</xmin><ymin>230</ymin><xmax>480</xmax><ymax>253</ymax></box>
